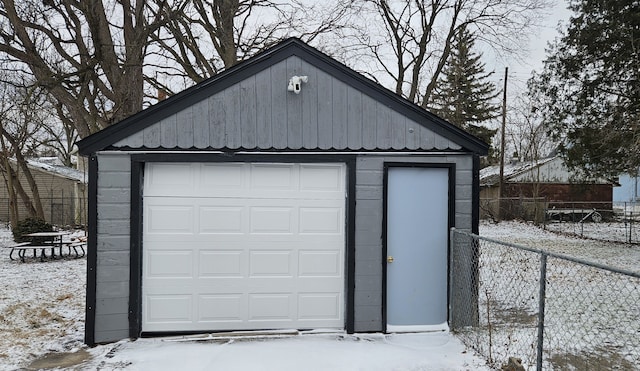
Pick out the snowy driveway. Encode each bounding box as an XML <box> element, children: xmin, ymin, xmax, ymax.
<box><xmin>4</xmin><ymin>220</ymin><xmax>636</xmax><ymax>370</ymax></box>
<box><xmin>83</xmin><ymin>332</ymin><xmax>488</xmax><ymax>371</ymax></box>
<box><xmin>0</xmin><ymin>225</ymin><xmax>488</xmax><ymax>371</ymax></box>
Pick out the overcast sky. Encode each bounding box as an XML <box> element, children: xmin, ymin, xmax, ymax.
<box><xmin>494</xmin><ymin>0</ymin><xmax>573</xmax><ymax>96</ymax></box>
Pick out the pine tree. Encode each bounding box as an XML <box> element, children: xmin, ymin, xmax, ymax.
<box><xmin>529</xmin><ymin>0</ymin><xmax>639</xmax><ymax>178</ymax></box>
<box><xmin>430</xmin><ymin>26</ymin><xmax>500</xmax><ymax>157</ymax></box>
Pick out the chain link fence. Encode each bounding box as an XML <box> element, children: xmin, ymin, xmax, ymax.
<box><xmin>450</xmin><ymin>228</ymin><xmax>640</xmax><ymax>370</ymax></box>
<box><xmin>481</xmin><ymin>198</ymin><xmax>640</xmax><ymax>244</ymax></box>
<box><xmin>543</xmin><ymin>201</ymin><xmax>640</xmax><ymax>244</ymax></box>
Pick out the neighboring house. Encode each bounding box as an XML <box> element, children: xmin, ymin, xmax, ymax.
<box><xmin>0</xmin><ymin>158</ymin><xmax>87</xmax><ymax>226</ymax></box>
<box><xmin>480</xmin><ymin>156</ymin><xmax>615</xmax><ymax>221</ymax></box>
<box><xmin>77</xmin><ymin>38</ymin><xmax>488</xmax><ymax>345</ymax></box>
<box><xmin>613</xmin><ymin>170</ymin><xmax>640</xmax><ymax>204</ymax></box>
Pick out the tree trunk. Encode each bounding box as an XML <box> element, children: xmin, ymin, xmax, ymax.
<box><xmin>15</xmin><ymin>151</ymin><xmax>45</xmax><ymax>219</ymax></box>
<box><xmin>0</xmin><ymin>157</ymin><xmax>19</xmax><ymax>228</ymax></box>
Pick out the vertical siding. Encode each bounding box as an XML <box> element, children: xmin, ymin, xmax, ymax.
<box><xmin>316</xmin><ymin>69</ymin><xmax>333</xmax><ymax>150</ymax></box>
<box><xmin>376</xmin><ymin>102</ymin><xmax>391</xmax><ymax>149</ymax></box>
<box><xmin>142</xmin><ymin>123</ymin><xmax>161</xmax><ymax>148</ymax></box>
<box><xmin>270</xmin><ymin>60</ymin><xmax>288</xmax><ymax>149</ymax></box>
<box><xmin>405</xmin><ymin>120</ymin><xmax>420</xmax><ymax>150</ymax></box>
<box><xmin>209</xmin><ymin>93</ymin><xmax>226</xmax><ymax>148</ymax></box>
<box><xmin>240</xmin><ymin>76</ymin><xmax>257</xmax><ymax>149</ymax></box>
<box><xmin>113</xmin><ymin>55</ymin><xmax>466</xmax><ymax>152</ymax></box>
<box><xmin>286</xmin><ymin>57</ymin><xmax>303</xmax><ymax>149</ymax></box>
<box><xmin>353</xmin><ymin>154</ymin><xmax>473</xmax><ymax>332</ymax></box>
<box><xmin>177</xmin><ymin>106</ymin><xmax>194</xmax><ymax>148</ymax></box>
<box><xmin>160</xmin><ymin>114</ymin><xmax>177</xmax><ymax>148</ymax></box>
<box><xmin>94</xmin><ymin>153</ymin><xmax>131</xmax><ymax>343</ymax></box>
<box><xmin>347</xmin><ymin>86</ymin><xmax>363</xmax><ymax>149</ymax></box>
<box><xmin>332</xmin><ymin>79</ymin><xmax>348</xmax><ymax>149</ymax></box>
<box><xmin>192</xmin><ymin>98</ymin><xmax>209</xmax><ymax>149</ymax></box>
<box><xmin>361</xmin><ymin>95</ymin><xmax>377</xmax><ymax>150</ymax></box>
<box><xmin>255</xmin><ymin>68</ymin><xmax>273</xmax><ymax>148</ymax></box>
<box><xmin>301</xmin><ymin>60</ymin><xmax>318</xmax><ymax>148</ymax></box>
<box><xmin>0</xmin><ymin>168</ymin><xmax>86</xmax><ymax>226</ymax></box>
<box><xmin>390</xmin><ymin>110</ymin><xmax>406</xmax><ymax>150</ymax></box>
<box><xmin>225</xmin><ymin>84</ymin><xmax>242</xmax><ymax>149</ymax></box>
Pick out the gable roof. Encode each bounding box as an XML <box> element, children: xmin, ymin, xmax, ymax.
<box><xmin>5</xmin><ymin>158</ymin><xmax>86</xmax><ymax>183</ymax></box>
<box><xmin>77</xmin><ymin>38</ymin><xmax>488</xmax><ymax>155</ymax></box>
<box><xmin>480</xmin><ymin>157</ymin><xmax>556</xmax><ymax>186</ymax></box>
<box><xmin>480</xmin><ymin>156</ymin><xmax>614</xmax><ymax>186</ymax></box>
<box><xmin>26</xmin><ymin>159</ymin><xmax>86</xmax><ymax>183</ymax></box>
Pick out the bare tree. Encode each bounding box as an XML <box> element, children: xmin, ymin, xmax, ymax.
<box><xmin>345</xmin><ymin>0</ymin><xmax>551</xmax><ymax>107</ymax></box>
<box><xmin>149</xmin><ymin>0</ymin><xmax>356</xmax><ymax>92</ymax></box>
<box><xmin>0</xmin><ymin>81</ymin><xmax>52</xmax><ymax>226</ymax></box>
<box><xmin>0</xmin><ymin>0</ymin><xmax>173</xmax><ymax>138</ymax></box>
<box><xmin>507</xmin><ymin>93</ymin><xmax>554</xmax><ymax>163</ymax></box>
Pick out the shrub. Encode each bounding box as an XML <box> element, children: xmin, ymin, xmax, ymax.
<box><xmin>12</xmin><ymin>218</ymin><xmax>54</xmax><ymax>244</ymax></box>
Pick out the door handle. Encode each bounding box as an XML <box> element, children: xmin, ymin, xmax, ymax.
<box><xmin>387</xmin><ymin>255</ymin><xmax>394</xmax><ymax>263</ymax></box>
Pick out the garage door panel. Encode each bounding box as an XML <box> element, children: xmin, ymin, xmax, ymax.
<box><xmin>200</xmin><ymin>163</ymin><xmax>246</xmax><ymax>189</ymax></box>
<box><xmin>145</xmin><ymin>163</ymin><xmax>196</xmax><ymax>196</ymax></box>
<box><xmin>299</xmin><ymin>207</ymin><xmax>343</xmax><ymax>234</ymax></box>
<box><xmin>248</xmin><ymin>294</ymin><xmax>293</xmax><ymax>321</ymax></box>
<box><xmin>146</xmin><ymin>205</ymin><xmax>195</xmax><ymax>234</ymax></box>
<box><xmin>298</xmin><ymin>293</ymin><xmax>341</xmax><ymax>320</ymax></box>
<box><xmin>249</xmin><ymin>251</ymin><xmax>293</xmax><ymax>277</ymax></box>
<box><xmin>198</xmin><ymin>294</ymin><xmax>245</xmax><ymax>322</ymax></box>
<box><xmin>198</xmin><ymin>251</ymin><xmax>244</xmax><ymax>277</ymax></box>
<box><xmin>145</xmin><ymin>295</ymin><xmax>193</xmax><ymax>323</ymax></box>
<box><xmin>298</xmin><ymin>251</ymin><xmax>341</xmax><ymax>277</ymax></box>
<box><xmin>199</xmin><ymin>206</ymin><xmax>245</xmax><ymax>234</ymax></box>
<box><xmin>146</xmin><ymin>251</ymin><xmax>193</xmax><ymax>278</ymax></box>
<box><xmin>143</xmin><ymin>162</ymin><xmax>346</xmax><ymax>332</ymax></box>
<box><xmin>250</xmin><ymin>163</ymin><xmax>295</xmax><ymax>190</ymax></box>
<box><xmin>299</xmin><ymin>164</ymin><xmax>344</xmax><ymax>192</ymax></box>
<box><xmin>249</xmin><ymin>207</ymin><xmax>295</xmax><ymax>234</ymax></box>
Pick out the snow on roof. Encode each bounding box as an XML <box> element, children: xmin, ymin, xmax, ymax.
<box><xmin>25</xmin><ymin>158</ymin><xmax>86</xmax><ymax>183</ymax></box>
<box><xmin>480</xmin><ymin>157</ymin><xmax>556</xmax><ymax>186</ymax></box>
<box><xmin>480</xmin><ymin>156</ymin><xmax>616</xmax><ymax>186</ymax></box>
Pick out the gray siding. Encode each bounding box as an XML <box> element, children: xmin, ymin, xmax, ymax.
<box><xmin>94</xmin><ymin>153</ymin><xmax>131</xmax><ymax>343</ymax></box>
<box><xmin>353</xmin><ymin>154</ymin><xmax>473</xmax><ymax>332</ymax></box>
<box><xmin>90</xmin><ymin>151</ymin><xmax>475</xmax><ymax>339</ymax></box>
<box><xmin>113</xmin><ymin>56</ymin><xmax>462</xmax><ymax>152</ymax></box>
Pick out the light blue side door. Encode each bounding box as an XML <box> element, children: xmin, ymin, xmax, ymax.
<box><xmin>386</xmin><ymin>166</ymin><xmax>449</xmax><ymax>331</ymax></box>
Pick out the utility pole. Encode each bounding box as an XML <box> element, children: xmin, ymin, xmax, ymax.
<box><xmin>497</xmin><ymin>67</ymin><xmax>508</xmax><ymax>221</ymax></box>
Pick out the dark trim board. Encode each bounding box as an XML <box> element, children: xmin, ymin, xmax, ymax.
<box><xmin>345</xmin><ymin>160</ymin><xmax>357</xmax><ymax>333</ymax></box>
<box><xmin>128</xmin><ymin>153</ymin><xmax>357</xmax><ymax>338</ymax></box>
<box><xmin>472</xmin><ymin>155</ymin><xmax>480</xmax><ymax>235</ymax></box>
<box><xmin>85</xmin><ymin>155</ymin><xmax>98</xmax><ymax>346</ymax></box>
<box><xmin>381</xmin><ymin>162</ymin><xmax>456</xmax><ymax>331</ymax></box>
<box><xmin>128</xmin><ymin>160</ymin><xmax>144</xmax><ymax>339</ymax></box>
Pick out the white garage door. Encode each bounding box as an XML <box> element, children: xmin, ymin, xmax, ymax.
<box><xmin>142</xmin><ymin>162</ymin><xmax>346</xmax><ymax>332</ymax></box>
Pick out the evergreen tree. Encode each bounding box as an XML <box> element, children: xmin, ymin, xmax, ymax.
<box><xmin>529</xmin><ymin>0</ymin><xmax>639</xmax><ymax>178</ymax></box>
<box><xmin>430</xmin><ymin>26</ymin><xmax>500</xmax><ymax>157</ymax></box>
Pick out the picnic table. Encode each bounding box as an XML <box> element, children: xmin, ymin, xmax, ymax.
<box><xmin>4</xmin><ymin>231</ymin><xmax>86</xmax><ymax>262</ymax></box>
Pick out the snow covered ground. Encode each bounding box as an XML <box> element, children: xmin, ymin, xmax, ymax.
<box><xmin>0</xmin><ymin>223</ymin><xmax>488</xmax><ymax>371</ymax></box>
<box><xmin>475</xmin><ymin>220</ymin><xmax>640</xmax><ymax>370</ymax></box>
<box><xmin>1</xmin><ymin>221</ymin><xmax>638</xmax><ymax>370</ymax></box>
<box><xmin>544</xmin><ymin>220</ymin><xmax>640</xmax><ymax>245</ymax></box>
<box><xmin>0</xmin><ymin>225</ymin><xmax>86</xmax><ymax>370</ymax></box>
<box><xmin>480</xmin><ymin>220</ymin><xmax>640</xmax><ymax>273</ymax></box>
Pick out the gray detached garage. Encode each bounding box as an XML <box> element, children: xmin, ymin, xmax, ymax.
<box><xmin>77</xmin><ymin>38</ymin><xmax>488</xmax><ymax>345</ymax></box>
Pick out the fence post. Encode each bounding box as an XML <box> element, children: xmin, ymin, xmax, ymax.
<box><xmin>536</xmin><ymin>253</ymin><xmax>548</xmax><ymax>371</ymax></box>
